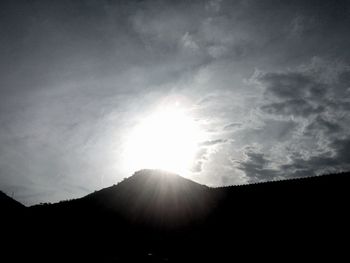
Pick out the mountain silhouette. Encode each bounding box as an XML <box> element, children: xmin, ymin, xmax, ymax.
<box><xmin>0</xmin><ymin>191</ymin><xmax>25</xmax><ymax>213</ymax></box>
<box><xmin>81</xmin><ymin>169</ymin><xmax>214</xmax><ymax>225</ymax></box>
<box><xmin>2</xmin><ymin>170</ymin><xmax>350</xmax><ymax>262</ymax></box>
<box><xmin>31</xmin><ymin>170</ymin><xmax>216</xmax><ymax>227</ymax></box>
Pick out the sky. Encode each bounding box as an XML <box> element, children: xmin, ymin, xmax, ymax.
<box><xmin>1</xmin><ymin>0</ymin><xmax>350</xmax><ymax>205</ymax></box>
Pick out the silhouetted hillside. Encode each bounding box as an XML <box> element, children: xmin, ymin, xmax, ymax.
<box><xmin>2</xmin><ymin>170</ymin><xmax>350</xmax><ymax>262</ymax></box>
<box><xmin>32</xmin><ymin>170</ymin><xmax>214</xmax><ymax>226</ymax></box>
<box><xmin>0</xmin><ymin>191</ymin><xmax>25</xmax><ymax>212</ymax></box>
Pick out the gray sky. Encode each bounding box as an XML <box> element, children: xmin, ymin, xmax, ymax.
<box><xmin>1</xmin><ymin>0</ymin><xmax>350</xmax><ymax>205</ymax></box>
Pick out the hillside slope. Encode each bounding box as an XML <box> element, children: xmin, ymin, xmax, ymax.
<box><xmin>2</xmin><ymin>170</ymin><xmax>350</xmax><ymax>262</ymax></box>
<box><xmin>0</xmin><ymin>191</ymin><xmax>25</xmax><ymax>212</ymax></box>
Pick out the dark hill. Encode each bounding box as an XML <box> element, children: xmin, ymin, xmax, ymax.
<box><xmin>82</xmin><ymin>170</ymin><xmax>213</xmax><ymax>225</ymax></box>
<box><xmin>2</xmin><ymin>170</ymin><xmax>350</xmax><ymax>262</ymax></box>
<box><xmin>0</xmin><ymin>191</ymin><xmax>25</xmax><ymax>212</ymax></box>
<box><xmin>30</xmin><ymin>170</ymin><xmax>215</xmax><ymax>227</ymax></box>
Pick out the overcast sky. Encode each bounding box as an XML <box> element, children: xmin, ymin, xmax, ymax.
<box><xmin>1</xmin><ymin>0</ymin><xmax>350</xmax><ymax>204</ymax></box>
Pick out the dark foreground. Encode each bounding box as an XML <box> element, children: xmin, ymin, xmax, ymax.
<box><xmin>2</xmin><ymin>170</ymin><xmax>350</xmax><ymax>262</ymax></box>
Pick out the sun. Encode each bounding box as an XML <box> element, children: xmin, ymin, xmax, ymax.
<box><xmin>124</xmin><ymin>103</ymin><xmax>204</xmax><ymax>175</ymax></box>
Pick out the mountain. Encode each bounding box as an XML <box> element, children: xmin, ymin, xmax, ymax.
<box><xmin>0</xmin><ymin>191</ymin><xmax>25</xmax><ymax>213</ymax></box>
<box><xmin>30</xmin><ymin>169</ymin><xmax>216</xmax><ymax>226</ymax></box>
<box><xmin>2</xmin><ymin>170</ymin><xmax>350</xmax><ymax>262</ymax></box>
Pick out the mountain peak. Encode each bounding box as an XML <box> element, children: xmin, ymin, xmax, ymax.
<box><xmin>133</xmin><ymin>169</ymin><xmax>178</xmax><ymax>176</ymax></box>
<box><xmin>80</xmin><ymin>169</ymin><xmax>213</xmax><ymax>226</ymax></box>
<box><xmin>125</xmin><ymin>169</ymin><xmax>206</xmax><ymax>188</ymax></box>
<box><xmin>129</xmin><ymin>169</ymin><xmax>181</xmax><ymax>181</ymax></box>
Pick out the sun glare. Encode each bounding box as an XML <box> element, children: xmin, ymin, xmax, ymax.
<box><xmin>124</xmin><ymin>103</ymin><xmax>204</xmax><ymax>175</ymax></box>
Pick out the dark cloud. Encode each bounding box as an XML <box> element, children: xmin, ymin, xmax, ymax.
<box><xmin>259</xmin><ymin>58</ymin><xmax>350</xmax><ymax>110</ymax></box>
<box><xmin>256</xmin><ymin>59</ymin><xmax>350</xmax><ymax>125</ymax></box>
<box><xmin>261</xmin><ymin>72</ymin><xmax>317</xmax><ymax>100</ymax></box>
<box><xmin>280</xmin><ymin>137</ymin><xmax>350</xmax><ymax>178</ymax></box>
<box><xmin>304</xmin><ymin>116</ymin><xmax>342</xmax><ymax>137</ymax></box>
<box><xmin>261</xmin><ymin>99</ymin><xmax>324</xmax><ymax>117</ymax></box>
<box><xmin>235</xmin><ymin>146</ymin><xmax>280</xmax><ymax>182</ymax></box>
<box><xmin>236</xmin><ymin>136</ymin><xmax>350</xmax><ymax>182</ymax></box>
<box><xmin>235</xmin><ymin>57</ymin><xmax>350</xmax><ymax>182</ymax></box>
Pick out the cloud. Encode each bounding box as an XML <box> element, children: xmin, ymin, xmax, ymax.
<box><xmin>260</xmin><ymin>72</ymin><xmax>327</xmax><ymax>101</ymax></box>
<box><xmin>288</xmin><ymin>15</ymin><xmax>316</xmax><ymax>39</ymax></box>
<box><xmin>234</xmin><ymin>146</ymin><xmax>280</xmax><ymax>182</ymax></box>
<box><xmin>192</xmin><ymin>139</ymin><xmax>228</xmax><ymax>173</ymax></box>
<box><xmin>223</xmin><ymin>122</ymin><xmax>242</xmax><ymax>131</ymax></box>
<box><xmin>280</xmin><ymin>137</ymin><xmax>350</xmax><ymax>178</ymax></box>
<box><xmin>181</xmin><ymin>32</ymin><xmax>199</xmax><ymax>50</ymax></box>
<box><xmin>234</xmin><ymin>58</ymin><xmax>350</xmax><ymax>181</ymax></box>
<box><xmin>304</xmin><ymin>116</ymin><xmax>342</xmax><ymax>137</ymax></box>
<box><xmin>255</xmin><ymin>58</ymin><xmax>350</xmax><ymax>126</ymax></box>
<box><xmin>191</xmin><ymin>160</ymin><xmax>204</xmax><ymax>173</ymax></box>
<box><xmin>235</xmin><ymin>134</ymin><xmax>350</xmax><ymax>182</ymax></box>
<box><xmin>205</xmin><ymin>0</ymin><xmax>222</xmax><ymax>12</ymax></box>
<box><xmin>200</xmin><ymin>139</ymin><xmax>227</xmax><ymax>146</ymax></box>
<box><xmin>2</xmin><ymin>0</ymin><xmax>350</xmax><ymax>203</ymax></box>
<box><xmin>260</xmin><ymin>99</ymin><xmax>324</xmax><ymax>117</ymax></box>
